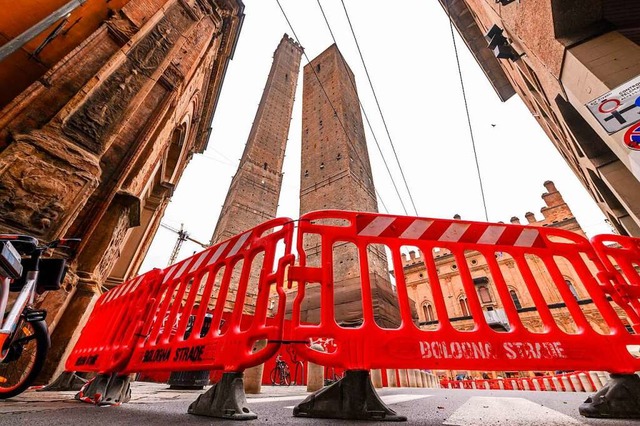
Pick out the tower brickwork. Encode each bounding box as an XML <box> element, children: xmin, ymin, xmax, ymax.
<box><xmin>211</xmin><ymin>34</ymin><xmax>303</xmax><ymax>244</ymax></box>
<box><xmin>299</xmin><ymin>44</ymin><xmax>402</xmax><ymax>327</ymax></box>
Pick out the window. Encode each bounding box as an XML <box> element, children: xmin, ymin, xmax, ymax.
<box><xmin>422</xmin><ymin>303</ymin><xmax>435</xmax><ymax>322</ymax></box>
<box><xmin>478</xmin><ymin>286</ymin><xmax>492</xmax><ymax>304</ymax></box>
<box><xmin>459</xmin><ymin>297</ymin><xmax>470</xmax><ymax>317</ymax></box>
<box><xmin>316</xmin><ymin>64</ymin><xmax>321</xmax><ymax>73</ymax></box>
<box><xmin>509</xmin><ymin>289</ymin><xmax>522</xmax><ymax>310</ymax></box>
<box><xmin>565</xmin><ymin>279</ymin><xmax>579</xmax><ymax>300</ymax></box>
<box><xmin>263</xmin><ymin>162</ymin><xmax>268</xmax><ymax>170</ymax></box>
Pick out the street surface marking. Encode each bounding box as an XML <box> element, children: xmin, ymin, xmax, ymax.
<box><xmin>248</xmin><ymin>395</ymin><xmax>307</xmax><ymax>403</ymax></box>
<box><xmin>283</xmin><ymin>394</ymin><xmax>431</xmax><ymax>409</ymax></box>
<box><xmin>443</xmin><ymin>396</ymin><xmax>583</xmax><ymax>426</ymax></box>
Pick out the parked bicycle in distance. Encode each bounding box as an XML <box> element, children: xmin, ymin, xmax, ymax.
<box><xmin>0</xmin><ymin>235</ymin><xmax>80</xmax><ymax>398</ymax></box>
<box><xmin>270</xmin><ymin>354</ymin><xmax>291</xmax><ymax>386</ymax></box>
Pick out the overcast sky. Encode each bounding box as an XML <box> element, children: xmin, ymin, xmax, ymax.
<box><xmin>140</xmin><ymin>0</ymin><xmax>611</xmax><ymax>272</ymax></box>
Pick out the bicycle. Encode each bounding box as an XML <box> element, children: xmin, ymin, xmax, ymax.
<box><xmin>0</xmin><ymin>235</ymin><xmax>79</xmax><ymax>398</ymax></box>
<box><xmin>270</xmin><ymin>354</ymin><xmax>291</xmax><ymax>386</ymax></box>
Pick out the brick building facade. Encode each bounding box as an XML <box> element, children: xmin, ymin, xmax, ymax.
<box><xmin>0</xmin><ymin>0</ymin><xmax>244</xmax><ymax>383</ymax></box>
<box><xmin>441</xmin><ymin>0</ymin><xmax>640</xmax><ymax>236</ymax></box>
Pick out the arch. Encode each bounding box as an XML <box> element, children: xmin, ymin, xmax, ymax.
<box><xmin>459</xmin><ymin>296</ymin><xmax>470</xmax><ymax>317</ymax></box>
<box><xmin>163</xmin><ymin>122</ymin><xmax>187</xmax><ymax>183</ymax></box>
<box><xmin>509</xmin><ymin>288</ymin><xmax>522</xmax><ymax>310</ymax></box>
<box><xmin>564</xmin><ymin>278</ymin><xmax>579</xmax><ymax>300</ymax></box>
<box><xmin>422</xmin><ymin>302</ymin><xmax>435</xmax><ymax>322</ymax></box>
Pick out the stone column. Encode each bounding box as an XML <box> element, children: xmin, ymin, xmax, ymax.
<box><xmin>386</xmin><ymin>369</ymin><xmax>398</xmax><ymax>387</ymax></box>
<box><xmin>410</xmin><ymin>369</ymin><xmax>418</xmax><ymax>387</ymax></box>
<box><xmin>371</xmin><ymin>369</ymin><xmax>383</xmax><ymax>389</ymax></box>
<box><xmin>306</xmin><ymin>343</ymin><xmax>325</xmax><ymax>392</ymax></box>
<box><xmin>399</xmin><ymin>369</ymin><xmax>409</xmax><ymax>387</ymax></box>
<box><xmin>244</xmin><ymin>340</ymin><xmax>267</xmax><ymax>394</ymax></box>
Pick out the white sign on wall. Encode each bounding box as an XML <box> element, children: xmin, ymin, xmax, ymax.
<box><xmin>586</xmin><ymin>75</ymin><xmax>640</xmax><ymax>134</ymax></box>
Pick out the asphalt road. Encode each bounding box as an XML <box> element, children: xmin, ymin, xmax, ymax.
<box><xmin>0</xmin><ymin>383</ymin><xmax>636</xmax><ymax>425</ymax></box>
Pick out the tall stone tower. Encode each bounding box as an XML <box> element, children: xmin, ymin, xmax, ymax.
<box><xmin>211</xmin><ymin>34</ymin><xmax>303</xmax><ymax>244</ymax></box>
<box><xmin>299</xmin><ymin>44</ymin><xmax>402</xmax><ymax>328</ymax></box>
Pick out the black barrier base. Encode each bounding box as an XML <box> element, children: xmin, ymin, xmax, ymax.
<box><xmin>188</xmin><ymin>372</ymin><xmax>257</xmax><ymax>420</ymax></box>
<box><xmin>74</xmin><ymin>374</ymin><xmax>132</xmax><ymax>406</ymax></box>
<box><xmin>293</xmin><ymin>370</ymin><xmax>406</xmax><ymax>422</ymax></box>
<box><xmin>580</xmin><ymin>374</ymin><xmax>640</xmax><ymax>419</ymax></box>
<box><xmin>168</xmin><ymin>370</ymin><xmax>210</xmax><ymax>390</ymax></box>
<box><xmin>39</xmin><ymin>371</ymin><xmax>88</xmax><ymax>391</ymax></box>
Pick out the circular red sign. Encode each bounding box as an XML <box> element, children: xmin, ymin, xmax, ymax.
<box><xmin>598</xmin><ymin>98</ymin><xmax>621</xmax><ymax>114</ymax></box>
<box><xmin>623</xmin><ymin>122</ymin><xmax>640</xmax><ymax>151</ymax></box>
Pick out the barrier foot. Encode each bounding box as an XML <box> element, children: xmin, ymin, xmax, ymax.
<box><xmin>74</xmin><ymin>374</ymin><xmax>132</xmax><ymax>406</ymax></box>
<box><xmin>188</xmin><ymin>372</ymin><xmax>257</xmax><ymax>420</ymax></box>
<box><xmin>293</xmin><ymin>369</ymin><xmax>406</xmax><ymax>421</ymax></box>
<box><xmin>579</xmin><ymin>374</ymin><xmax>640</xmax><ymax>419</ymax></box>
<box><xmin>39</xmin><ymin>371</ymin><xmax>88</xmax><ymax>391</ymax></box>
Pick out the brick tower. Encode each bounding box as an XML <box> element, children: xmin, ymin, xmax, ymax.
<box><xmin>211</xmin><ymin>34</ymin><xmax>303</xmax><ymax>244</ymax></box>
<box><xmin>299</xmin><ymin>44</ymin><xmax>402</xmax><ymax>328</ymax></box>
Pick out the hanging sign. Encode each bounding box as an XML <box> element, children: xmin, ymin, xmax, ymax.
<box><xmin>586</xmin><ymin>75</ymin><xmax>640</xmax><ymax>134</ymax></box>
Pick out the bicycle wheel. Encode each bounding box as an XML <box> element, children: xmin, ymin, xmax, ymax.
<box><xmin>281</xmin><ymin>366</ymin><xmax>291</xmax><ymax>386</ymax></box>
<box><xmin>0</xmin><ymin>320</ymin><xmax>49</xmax><ymax>399</ymax></box>
<box><xmin>270</xmin><ymin>367</ymin><xmax>280</xmax><ymax>385</ymax></box>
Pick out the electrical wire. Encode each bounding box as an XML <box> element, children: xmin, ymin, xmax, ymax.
<box><xmin>316</xmin><ymin>0</ymin><xmax>409</xmax><ymax>216</ymax></box>
<box><xmin>275</xmin><ymin>0</ymin><xmax>389</xmax><ymax>213</ymax></box>
<box><xmin>339</xmin><ymin>0</ymin><xmax>420</xmax><ymax>217</ymax></box>
<box><xmin>444</xmin><ymin>0</ymin><xmax>489</xmax><ymax>221</ymax></box>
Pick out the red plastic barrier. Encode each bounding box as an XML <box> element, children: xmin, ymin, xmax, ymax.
<box><xmin>66</xmin><ymin>268</ymin><xmax>164</xmax><ymax>373</ymax></box>
<box><xmin>288</xmin><ymin>210</ymin><xmax>640</xmax><ymax>374</ymax></box>
<box><xmin>590</xmin><ymin>234</ymin><xmax>640</xmax><ymax>325</ymax></box>
<box><xmin>123</xmin><ymin>217</ymin><xmax>294</xmax><ymax>373</ymax></box>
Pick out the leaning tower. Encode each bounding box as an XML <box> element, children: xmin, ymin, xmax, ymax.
<box><xmin>298</xmin><ymin>44</ymin><xmax>403</xmax><ymax>328</ymax></box>
<box><xmin>211</xmin><ymin>34</ymin><xmax>303</xmax><ymax>244</ymax></box>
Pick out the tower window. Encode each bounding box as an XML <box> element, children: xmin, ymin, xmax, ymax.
<box><xmin>304</xmin><ymin>170</ymin><xmax>309</xmax><ymax>177</ymax></box>
<box><xmin>336</xmin><ymin>153</ymin><xmax>342</xmax><ymax>160</ymax></box>
<box><xmin>319</xmin><ymin>119</ymin><xmax>323</xmax><ymax>127</ymax></box>
<box><xmin>263</xmin><ymin>162</ymin><xmax>268</xmax><ymax>170</ymax></box>
<box><xmin>509</xmin><ymin>289</ymin><xmax>522</xmax><ymax>310</ymax></box>
<box><xmin>316</xmin><ymin>64</ymin><xmax>321</xmax><ymax>73</ymax></box>
<box><xmin>285</xmin><ymin>73</ymin><xmax>288</xmax><ymax>81</ymax></box>
<box><xmin>320</xmin><ymin>163</ymin><xmax>325</xmax><ymax>170</ymax></box>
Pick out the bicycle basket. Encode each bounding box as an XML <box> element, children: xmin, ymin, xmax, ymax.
<box><xmin>10</xmin><ymin>258</ymin><xmax>68</xmax><ymax>292</ymax></box>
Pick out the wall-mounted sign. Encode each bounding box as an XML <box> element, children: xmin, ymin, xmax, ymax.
<box><xmin>624</xmin><ymin>122</ymin><xmax>640</xmax><ymax>151</ymax></box>
<box><xmin>586</xmin><ymin>75</ymin><xmax>640</xmax><ymax>134</ymax></box>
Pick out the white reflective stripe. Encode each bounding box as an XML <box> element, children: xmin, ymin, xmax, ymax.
<box><xmin>439</xmin><ymin>223</ymin><xmax>470</xmax><ymax>242</ymax></box>
<box><xmin>207</xmin><ymin>241</ymin><xmax>229</xmax><ymax>266</ymax></box>
<box><xmin>400</xmin><ymin>219</ymin><xmax>433</xmax><ymax>239</ymax></box>
<box><xmin>163</xmin><ymin>264</ymin><xmax>179</xmax><ymax>283</ymax></box>
<box><xmin>189</xmin><ymin>250</ymin><xmax>210</xmax><ymax>273</ymax></box>
<box><xmin>128</xmin><ymin>275</ymin><xmax>144</xmax><ymax>293</ymax></box>
<box><xmin>228</xmin><ymin>232</ymin><xmax>251</xmax><ymax>257</ymax></box>
<box><xmin>173</xmin><ymin>258</ymin><xmax>193</xmax><ymax>280</ymax></box>
<box><xmin>478</xmin><ymin>226</ymin><xmax>506</xmax><ymax>245</ymax></box>
<box><xmin>514</xmin><ymin>228</ymin><xmax>539</xmax><ymax>247</ymax></box>
<box><xmin>358</xmin><ymin>216</ymin><xmax>395</xmax><ymax>237</ymax></box>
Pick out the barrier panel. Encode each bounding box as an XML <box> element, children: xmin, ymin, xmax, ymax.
<box><xmin>439</xmin><ymin>371</ymin><xmax>603</xmax><ymax>393</ymax></box>
<box><xmin>288</xmin><ymin>210</ymin><xmax>640</xmax><ymax>374</ymax></box>
<box><xmin>590</xmin><ymin>234</ymin><xmax>640</xmax><ymax>323</ymax></box>
<box><xmin>123</xmin><ymin>217</ymin><xmax>294</xmax><ymax>374</ymax></box>
<box><xmin>66</xmin><ymin>268</ymin><xmax>164</xmax><ymax>373</ymax></box>
<box><xmin>69</xmin><ymin>218</ymin><xmax>294</xmax><ymax>376</ymax></box>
